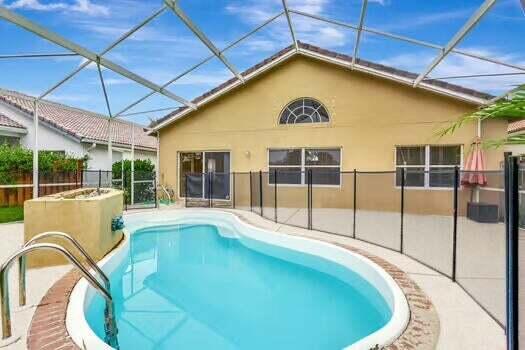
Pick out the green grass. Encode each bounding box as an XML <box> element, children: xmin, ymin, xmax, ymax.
<box><xmin>0</xmin><ymin>206</ymin><xmax>24</xmax><ymax>223</ymax></box>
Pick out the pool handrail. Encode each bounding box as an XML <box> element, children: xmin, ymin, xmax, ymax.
<box><xmin>0</xmin><ymin>243</ymin><xmax>119</xmax><ymax>349</ymax></box>
<box><xmin>19</xmin><ymin>231</ymin><xmax>110</xmax><ymax>307</ymax></box>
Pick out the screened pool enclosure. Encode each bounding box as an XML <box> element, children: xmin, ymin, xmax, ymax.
<box><xmin>0</xmin><ymin>0</ymin><xmax>524</xmax><ymax>348</ymax></box>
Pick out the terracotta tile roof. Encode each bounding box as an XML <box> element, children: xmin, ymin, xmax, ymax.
<box><xmin>508</xmin><ymin>119</ymin><xmax>525</xmax><ymax>133</ymax></box>
<box><xmin>0</xmin><ymin>88</ymin><xmax>156</xmax><ymax>150</ymax></box>
<box><xmin>0</xmin><ymin>113</ymin><xmax>26</xmax><ymax>130</ymax></box>
<box><xmin>152</xmin><ymin>41</ymin><xmax>494</xmax><ymax>128</ymax></box>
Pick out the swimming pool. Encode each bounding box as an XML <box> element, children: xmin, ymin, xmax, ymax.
<box><xmin>67</xmin><ymin>210</ymin><xmax>409</xmax><ymax>349</ymax></box>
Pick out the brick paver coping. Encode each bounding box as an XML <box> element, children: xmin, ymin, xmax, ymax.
<box><xmin>27</xmin><ymin>232</ymin><xmax>439</xmax><ymax>350</ymax></box>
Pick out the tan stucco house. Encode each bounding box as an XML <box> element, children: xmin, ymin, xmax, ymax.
<box><xmin>150</xmin><ymin>42</ymin><xmax>507</xmax><ymax>205</ymax></box>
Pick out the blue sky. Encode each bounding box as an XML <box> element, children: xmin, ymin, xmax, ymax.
<box><xmin>0</xmin><ymin>0</ymin><xmax>524</xmax><ymax>125</ymax></box>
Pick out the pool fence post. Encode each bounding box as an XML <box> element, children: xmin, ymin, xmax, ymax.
<box><xmin>259</xmin><ymin>171</ymin><xmax>263</xmax><ymax>217</ymax></box>
<box><xmin>308</xmin><ymin>169</ymin><xmax>312</xmax><ymax>230</ymax></box>
<box><xmin>452</xmin><ymin>166</ymin><xmax>459</xmax><ymax>282</ymax></box>
<box><xmin>400</xmin><ymin>167</ymin><xmax>405</xmax><ymax>253</ymax></box>
<box><xmin>232</xmin><ymin>172</ymin><xmax>236</xmax><ymax>209</ymax></box>
<box><xmin>154</xmin><ymin>175</ymin><xmax>158</xmax><ymax>208</ymax></box>
<box><xmin>505</xmin><ymin>156</ymin><xmax>519</xmax><ymax>350</ymax></box>
<box><xmin>185</xmin><ymin>174</ymin><xmax>188</xmax><ymax>208</ymax></box>
<box><xmin>274</xmin><ymin>169</ymin><xmax>277</xmax><ymax>223</ymax></box>
<box><xmin>353</xmin><ymin>169</ymin><xmax>357</xmax><ymax>238</ymax></box>
<box><xmin>209</xmin><ymin>172</ymin><xmax>213</xmax><ymax>208</ymax></box>
<box><xmin>249</xmin><ymin>171</ymin><xmax>253</xmax><ymax>212</ymax></box>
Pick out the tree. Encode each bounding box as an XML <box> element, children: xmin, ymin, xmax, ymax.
<box><xmin>438</xmin><ymin>85</ymin><xmax>525</xmax><ymax>147</ymax></box>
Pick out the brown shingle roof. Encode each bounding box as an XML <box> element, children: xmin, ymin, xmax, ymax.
<box><xmin>0</xmin><ymin>113</ymin><xmax>26</xmax><ymax>130</ymax></box>
<box><xmin>0</xmin><ymin>88</ymin><xmax>156</xmax><ymax>150</ymax></box>
<box><xmin>152</xmin><ymin>41</ymin><xmax>494</xmax><ymax>129</ymax></box>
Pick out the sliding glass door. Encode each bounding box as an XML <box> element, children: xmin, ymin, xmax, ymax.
<box><xmin>179</xmin><ymin>151</ymin><xmax>230</xmax><ymax>200</ymax></box>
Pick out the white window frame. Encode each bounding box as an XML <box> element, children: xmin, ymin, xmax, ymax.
<box><xmin>395</xmin><ymin>144</ymin><xmax>463</xmax><ymax>190</ymax></box>
<box><xmin>268</xmin><ymin>147</ymin><xmax>342</xmax><ymax>187</ymax></box>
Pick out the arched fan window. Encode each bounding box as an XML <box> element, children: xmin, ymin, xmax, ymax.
<box><xmin>279</xmin><ymin>98</ymin><xmax>329</xmax><ymax>125</ymax></box>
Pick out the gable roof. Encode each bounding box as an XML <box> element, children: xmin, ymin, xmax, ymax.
<box><xmin>0</xmin><ymin>88</ymin><xmax>156</xmax><ymax>150</ymax></box>
<box><xmin>0</xmin><ymin>113</ymin><xmax>26</xmax><ymax>130</ymax></box>
<box><xmin>151</xmin><ymin>41</ymin><xmax>494</xmax><ymax>131</ymax></box>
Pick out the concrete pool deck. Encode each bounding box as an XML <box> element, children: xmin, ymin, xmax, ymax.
<box><xmin>0</xmin><ymin>207</ymin><xmax>509</xmax><ymax>349</ymax></box>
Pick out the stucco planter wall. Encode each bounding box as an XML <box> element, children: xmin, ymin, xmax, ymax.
<box><xmin>24</xmin><ymin>188</ymin><xmax>123</xmax><ymax>268</ymax></box>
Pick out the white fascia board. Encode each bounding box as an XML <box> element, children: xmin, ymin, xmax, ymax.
<box><xmin>0</xmin><ymin>125</ymin><xmax>27</xmax><ymax>135</ymax></box>
<box><xmin>81</xmin><ymin>139</ymin><xmax>156</xmax><ymax>153</ymax></box>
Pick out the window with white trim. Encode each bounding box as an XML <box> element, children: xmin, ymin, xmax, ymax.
<box><xmin>269</xmin><ymin>148</ymin><xmax>341</xmax><ymax>185</ymax></box>
<box><xmin>279</xmin><ymin>98</ymin><xmax>329</xmax><ymax>124</ymax></box>
<box><xmin>395</xmin><ymin>145</ymin><xmax>461</xmax><ymax>188</ymax></box>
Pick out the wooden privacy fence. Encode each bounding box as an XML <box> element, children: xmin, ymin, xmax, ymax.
<box><xmin>0</xmin><ymin>171</ymin><xmax>83</xmax><ymax>207</ymax></box>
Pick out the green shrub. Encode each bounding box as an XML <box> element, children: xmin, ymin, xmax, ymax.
<box><xmin>112</xmin><ymin>159</ymin><xmax>155</xmax><ymax>204</ymax></box>
<box><xmin>0</xmin><ymin>145</ymin><xmax>84</xmax><ymax>184</ymax></box>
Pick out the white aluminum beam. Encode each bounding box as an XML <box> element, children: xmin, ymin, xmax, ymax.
<box><xmin>413</xmin><ymin>0</ymin><xmax>497</xmax><ymax>87</ymax></box>
<box><xmin>352</xmin><ymin>0</ymin><xmax>368</xmax><ymax>68</ymax></box>
<box><xmin>164</xmin><ymin>0</ymin><xmax>244</xmax><ymax>83</ymax></box>
<box><xmin>119</xmin><ymin>107</ymin><xmax>179</xmax><ymax>117</ymax></box>
<box><xmin>282</xmin><ymin>0</ymin><xmax>298</xmax><ymax>51</ymax></box>
<box><xmin>452</xmin><ymin>48</ymin><xmax>525</xmax><ymax>72</ymax></box>
<box><xmin>32</xmin><ymin>101</ymin><xmax>39</xmax><ymax>198</ymax></box>
<box><xmin>96</xmin><ymin>62</ymin><xmax>113</xmax><ymax>118</ymax></box>
<box><xmin>114</xmin><ymin>12</ymin><xmax>283</xmax><ymax>118</ymax></box>
<box><xmin>0</xmin><ymin>52</ymin><xmax>78</xmax><ymax>59</ymax></box>
<box><xmin>39</xmin><ymin>6</ymin><xmax>167</xmax><ymax>100</ymax></box>
<box><xmin>426</xmin><ymin>72</ymin><xmax>525</xmax><ymax>80</ymax></box>
<box><xmin>96</xmin><ymin>61</ymin><xmax>114</xmax><ymax>169</ymax></box>
<box><xmin>0</xmin><ymin>6</ymin><xmax>195</xmax><ymax>108</ymax></box>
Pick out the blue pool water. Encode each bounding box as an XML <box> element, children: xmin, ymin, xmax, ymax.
<box><xmin>86</xmin><ymin>224</ymin><xmax>391</xmax><ymax>349</ymax></box>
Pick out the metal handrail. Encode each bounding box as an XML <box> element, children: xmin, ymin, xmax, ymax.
<box><xmin>18</xmin><ymin>231</ymin><xmax>110</xmax><ymax>307</ymax></box>
<box><xmin>0</xmin><ymin>243</ymin><xmax>119</xmax><ymax>348</ymax></box>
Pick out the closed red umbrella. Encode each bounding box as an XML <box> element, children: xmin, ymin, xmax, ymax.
<box><xmin>461</xmin><ymin>137</ymin><xmax>487</xmax><ymax>186</ymax></box>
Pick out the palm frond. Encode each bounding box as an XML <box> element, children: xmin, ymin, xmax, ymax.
<box><xmin>437</xmin><ymin>85</ymin><xmax>525</xmax><ymax>142</ymax></box>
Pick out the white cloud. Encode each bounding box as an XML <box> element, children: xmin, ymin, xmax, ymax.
<box><xmin>6</xmin><ymin>0</ymin><xmax>67</xmax><ymax>11</ymax></box>
<box><xmin>70</xmin><ymin>0</ymin><xmax>109</xmax><ymax>16</ymax></box>
<box><xmin>368</xmin><ymin>0</ymin><xmax>389</xmax><ymax>5</ymax></box>
<box><xmin>287</xmin><ymin>0</ymin><xmax>329</xmax><ymax>14</ymax></box>
<box><xmin>226</xmin><ymin>0</ymin><xmax>350</xmax><ymax>51</ymax></box>
<box><xmin>4</xmin><ymin>0</ymin><xmax>109</xmax><ymax>17</ymax></box>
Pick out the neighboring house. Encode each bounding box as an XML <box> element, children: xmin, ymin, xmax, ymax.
<box><xmin>0</xmin><ymin>88</ymin><xmax>157</xmax><ymax>170</ymax></box>
<box><xmin>150</xmin><ymin>42</ymin><xmax>507</xmax><ymax>203</ymax></box>
<box><xmin>506</xmin><ymin>120</ymin><xmax>525</xmax><ymax>156</ymax></box>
